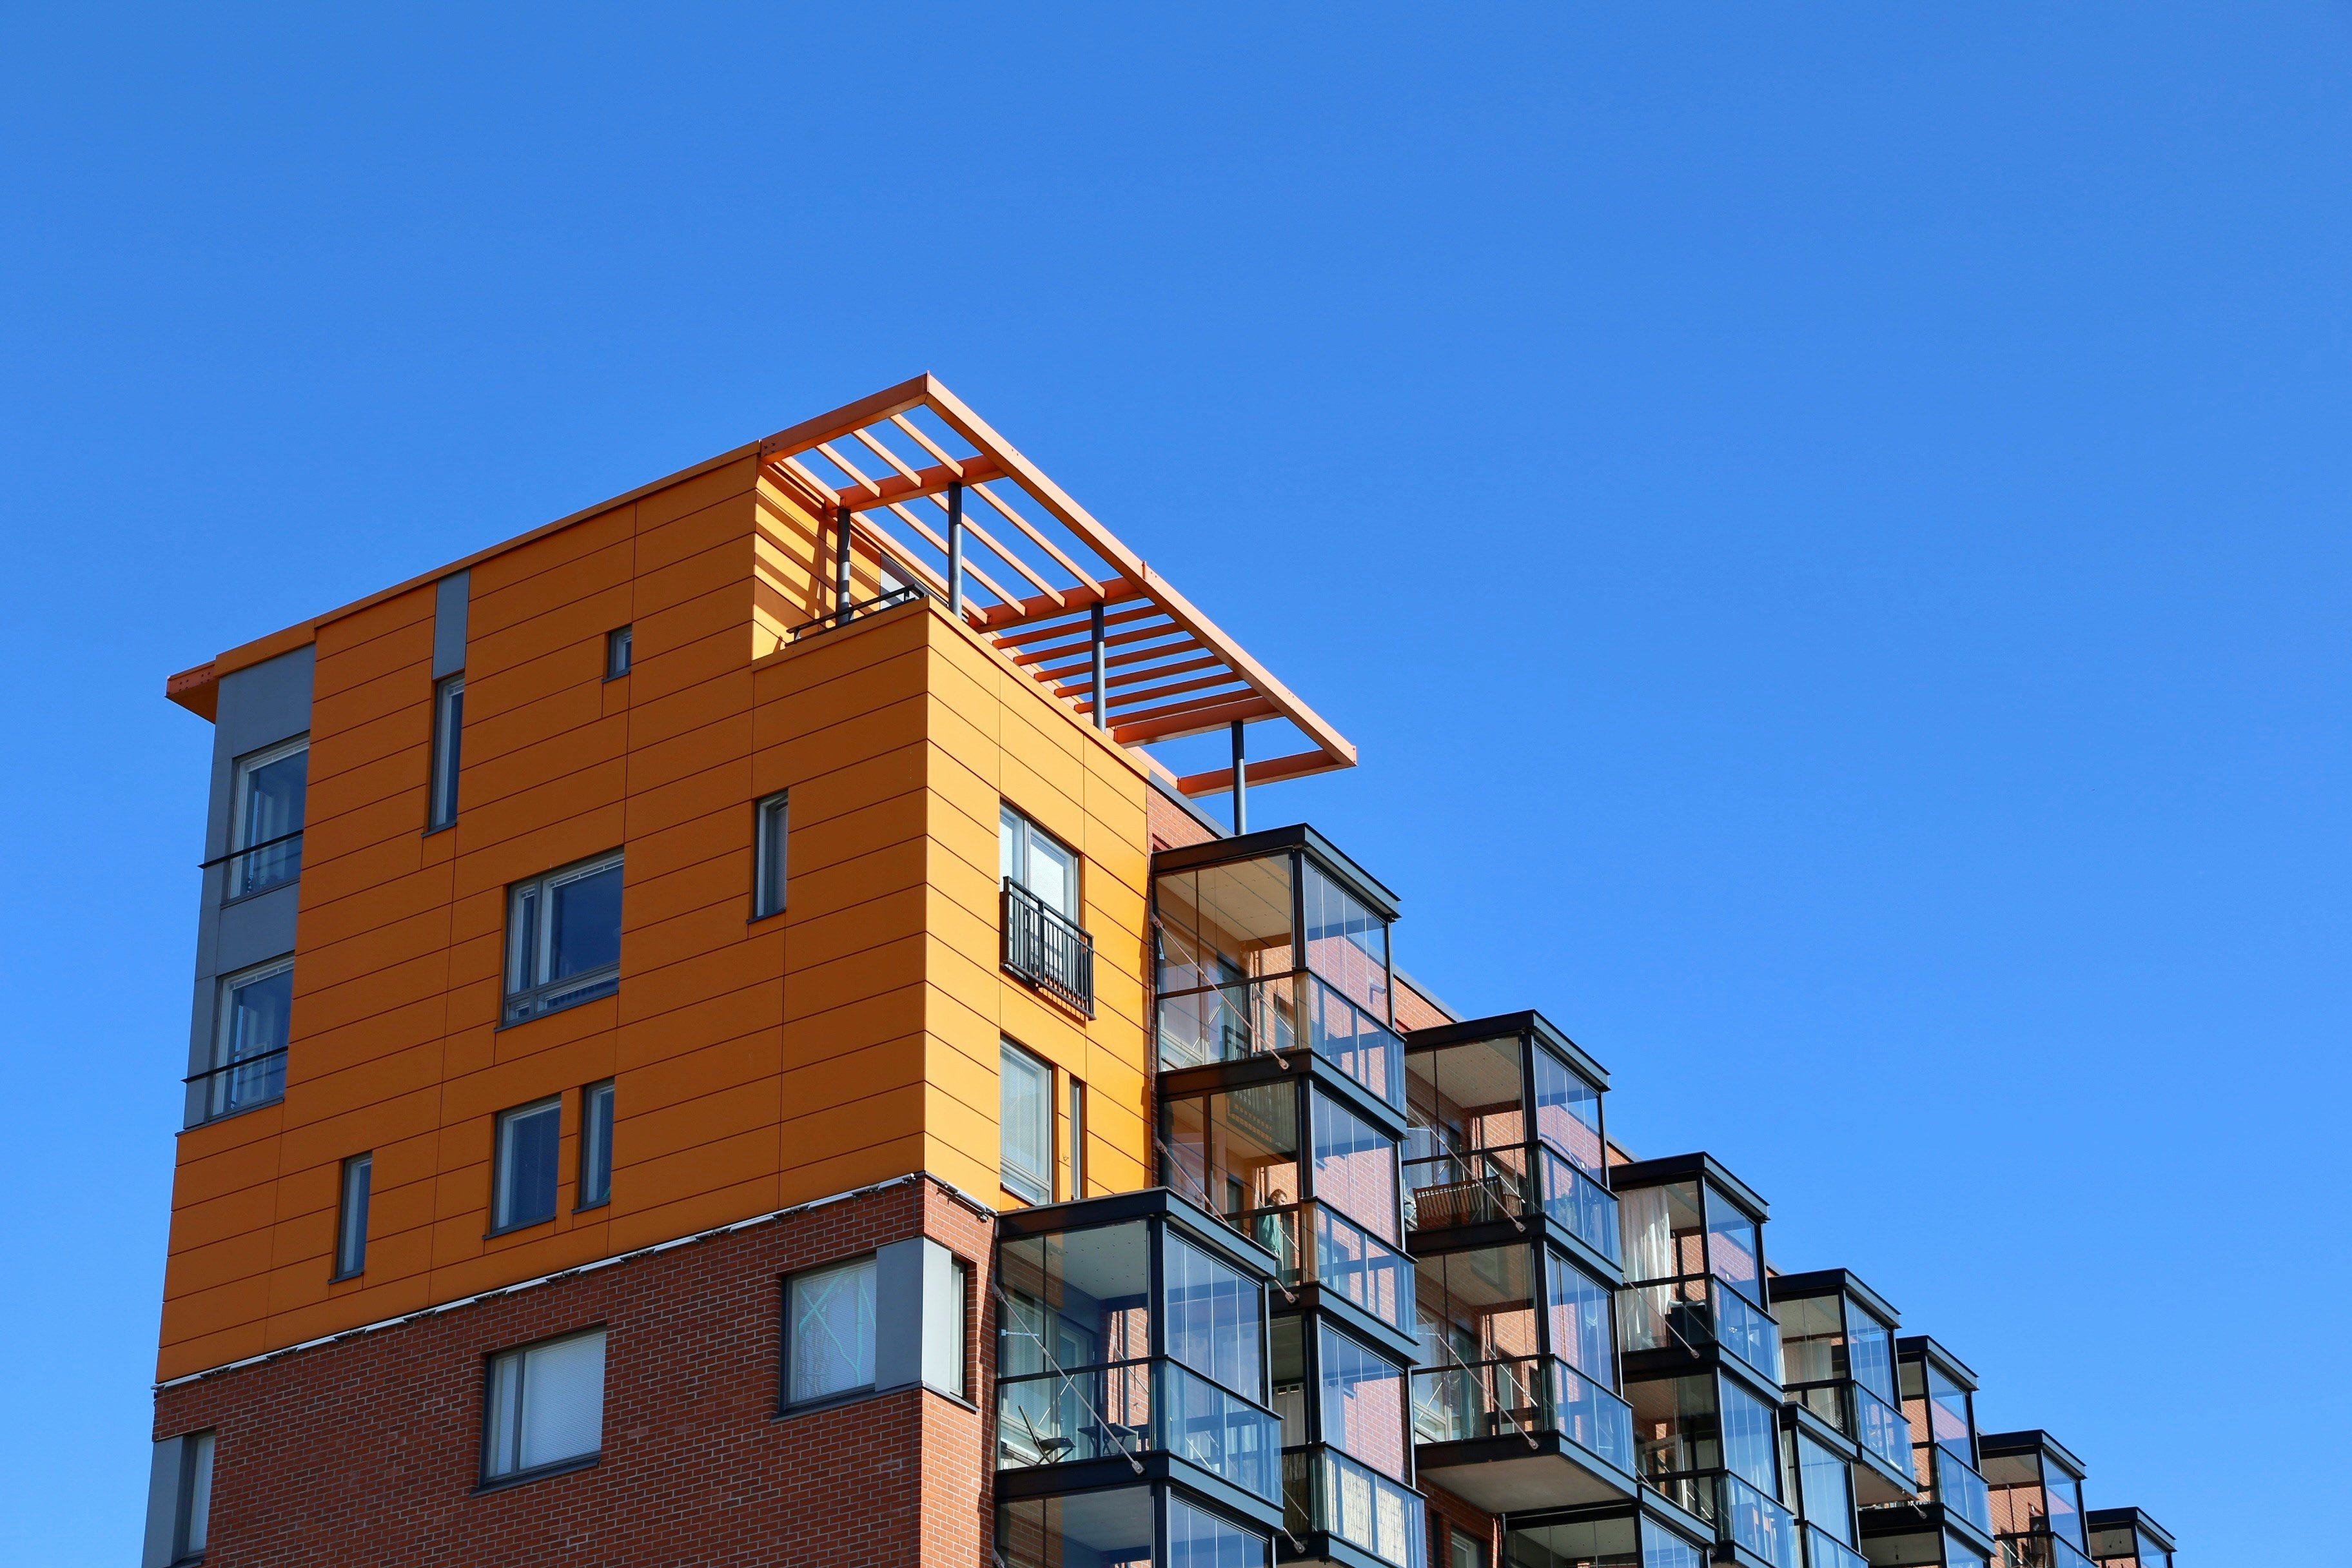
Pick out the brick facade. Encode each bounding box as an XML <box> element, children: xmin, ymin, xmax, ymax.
<box><xmin>152</xmin><ymin>1176</ymin><xmax>997</xmax><ymax>1567</ymax></box>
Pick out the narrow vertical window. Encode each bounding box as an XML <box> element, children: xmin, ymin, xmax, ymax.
<box><xmin>605</xmin><ymin>625</ymin><xmax>632</xmax><ymax>680</ymax></box>
<box><xmin>334</xmin><ymin>1153</ymin><xmax>372</xmax><ymax>1279</ymax></box>
<box><xmin>1067</xmin><ymin>1077</ymin><xmax>1087</xmax><ymax>1199</ymax></box>
<box><xmin>999</xmin><ymin>1040</ymin><xmax>1053</xmax><ymax>1204</ymax></box>
<box><xmin>493</xmin><ymin>1097</ymin><xmax>562</xmax><ymax>1232</ymax></box>
<box><xmin>428</xmin><ymin>674</ymin><xmax>465</xmax><ymax>830</ymax></box>
<box><xmin>176</xmin><ymin>1430</ymin><xmax>215</xmax><ymax>1560</ymax></box>
<box><xmin>201</xmin><ymin>957</ymin><xmax>293</xmax><ymax>1121</ymax></box>
<box><xmin>752</xmin><ymin>792</ymin><xmax>789</xmax><ymax>919</ymax></box>
<box><xmin>483</xmin><ymin>1328</ymin><xmax>605</xmax><ymax>1482</ymax></box>
<box><xmin>228</xmin><ymin>736</ymin><xmax>308</xmax><ymax>897</ymax></box>
<box><xmin>786</xmin><ymin>1256</ymin><xmax>877</xmax><ymax>1406</ymax></box>
<box><xmin>578</xmin><ymin>1080</ymin><xmax>614</xmax><ymax>1209</ymax></box>
<box><xmin>925</xmin><ymin>1255</ymin><xmax>972</xmax><ymax>1400</ymax></box>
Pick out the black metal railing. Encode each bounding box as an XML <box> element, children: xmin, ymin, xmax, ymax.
<box><xmin>199</xmin><ymin>827</ymin><xmax>306</xmax><ymax>901</ymax></box>
<box><xmin>1003</xmin><ymin>878</ymin><xmax>1095</xmax><ymax>1015</ymax></box>
<box><xmin>184</xmin><ymin>1047</ymin><xmax>288</xmax><ymax>1123</ymax></box>
<box><xmin>789</xmin><ymin>582</ymin><xmax>927</xmax><ymax>641</ymax></box>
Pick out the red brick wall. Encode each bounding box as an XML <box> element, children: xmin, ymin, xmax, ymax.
<box><xmin>1425</xmin><ymin>1481</ymin><xmax>1501</xmax><ymax>1567</ymax></box>
<box><xmin>152</xmin><ymin>1176</ymin><xmax>996</xmax><ymax>1567</ymax></box>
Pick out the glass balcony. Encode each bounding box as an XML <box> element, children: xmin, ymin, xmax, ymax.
<box><xmin>999</xmin><ymin>1484</ymin><xmax>1273</xmax><ymax>1568</ymax></box>
<box><xmin>1852</xmin><ymin>1380</ymin><xmax>1916</xmax><ymax>1484</ymax></box>
<box><xmin>998</xmin><ymin>1358</ymin><xmax>1280</xmax><ymax>1502</ymax></box>
<box><xmin>1411</xmin><ymin>1353</ymin><xmax>1634</xmax><ymax>1477</ymax></box>
<box><xmin>1283</xmin><ymin>1447</ymin><xmax>1426</xmax><ymax>1568</ymax></box>
<box><xmin>1402</xmin><ymin>1141</ymin><xmax>1620</xmax><ymax>1264</ymax></box>
<box><xmin>1719</xmin><ymin>1473</ymin><xmax>1801</xmax><ymax>1568</ymax></box>
<box><xmin>1619</xmin><ymin>1275</ymin><xmax>1783</xmax><ymax>1386</ymax></box>
<box><xmin>1804</xmin><ymin>1524</ymin><xmax>1870</xmax><ymax>1568</ymax></box>
<box><xmin>1156</xmin><ymin>972</ymin><xmax>1404</xmax><ymax>1111</ymax></box>
<box><xmin>1933</xmin><ymin>1446</ymin><xmax>1993</xmax><ymax>1538</ymax></box>
<box><xmin>1540</xmin><ymin>1144</ymin><xmax>1622</xmax><ymax>1264</ymax></box>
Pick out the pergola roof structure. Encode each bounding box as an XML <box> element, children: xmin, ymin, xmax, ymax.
<box><xmin>760</xmin><ymin>374</ymin><xmax>1355</xmax><ymax>799</ymax></box>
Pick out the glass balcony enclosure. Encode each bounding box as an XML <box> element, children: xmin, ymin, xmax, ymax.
<box><xmin>1154</xmin><ymin>827</ymin><xmax>1404</xmax><ymax>1111</ymax></box>
<box><xmin>999</xmin><ymin>1484</ymin><xmax>1275</xmax><ymax>1568</ymax></box>
<box><xmin>995</xmin><ymin>1191</ymin><xmax>1286</xmax><ymax>1524</ymax></box>
<box><xmin>1777</xmin><ymin>1410</ymin><xmax>1861</xmax><ymax>1551</ymax></box>
<box><xmin>1271</xmin><ymin>1315</ymin><xmax>1424</xmax><ymax>1568</ymax></box>
<box><xmin>1403</xmin><ymin>1012</ymin><xmax>1620</xmax><ymax>1268</ymax></box>
<box><xmin>1981</xmin><ymin>1430</ymin><xmax>2090</xmax><ymax>1567</ymax></box>
<box><xmin>1767</xmin><ymin>1270</ymin><xmax>1915</xmax><ymax>1502</ymax></box>
<box><xmin>1859</xmin><ymin>1338</ymin><xmax>1994</xmax><ymax>1563</ymax></box>
<box><xmin>1161</xmin><ymin>1078</ymin><xmax>1415</xmax><ymax>1344</ymax></box>
<box><xmin>1505</xmin><ymin>1509</ymin><xmax>1714</xmax><ymax>1568</ymax></box>
<box><xmin>1623</xmin><ymin>1369</ymin><xmax>1799</xmax><ymax>1564</ymax></box>
<box><xmin>1612</xmin><ymin>1155</ymin><xmax>1781</xmax><ymax>1389</ymax></box>
<box><xmin>1411</xmin><ymin>1242</ymin><xmax>1636</xmax><ymax>1512</ymax></box>
<box><xmin>2083</xmin><ymin>1509</ymin><xmax>2173</xmax><ymax>1568</ymax></box>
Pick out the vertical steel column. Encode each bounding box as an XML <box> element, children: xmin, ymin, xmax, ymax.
<box><xmin>834</xmin><ymin>503</ymin><xmax>854</xmax><ymax>626</ymax></box>
<box><xmin>946</xmin><ymin>481</ymin><xmax>965</xmax><ymax>619</ymax></box>
<box><xmin>1230</xmin><ymin>720</ymin><xmax>1248</xmax><ymax>835</ymax></box>
<box><xmin>1090</xmin><ymin>601</ymin><xmax>1108</xmax><ymax>730</ymax></box>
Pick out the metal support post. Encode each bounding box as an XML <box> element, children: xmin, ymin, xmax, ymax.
<box><xmin>946</xmin><ymin>482</ymin><xmax>965</xmax><ymax>619</ymax></box>
<box><xmin>1090</xmin><ymin>601</ymin><xmax>1108</xmax><ymax>730</ymax></box>
<box><xmin>835</xmin><ymin>504</ymin><xmax>854</xmax><ymax>626</ymax></box>
<box><xmin>1230</xmin><ymin>720</ymin><xmax>1247</xmax><ymax>835</ymax></box>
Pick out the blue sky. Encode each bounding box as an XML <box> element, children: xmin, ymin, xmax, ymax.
<box><xmin>3</xmin><ymin>5</ymin><xmax>2344</xmax><ymax>1559</ymax></box>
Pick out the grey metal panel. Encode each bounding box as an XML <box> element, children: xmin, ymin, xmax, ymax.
<box><xmin>919</xmin><ymin>1239</ymin><xmax>966</xmax><ymax>1398</ymax></box>
<box><xmin>871</xmin><ymin>1237</ymin><xmax>925</xmax><ymax>1393</ymax></box>
<box><xmin>433</xmin><ymin>570</ymin><xmax>469</xmax><ymax>677</ymax></box>
<box><xmin>215</xmin><ymin>888</ymin><xmax>299</xmax><ymax>976</ymax></box>
<box><xmin>204</xmin><ymin>646</ymin><xmax>315</xmax><ymax>860</ymax></box>
<box><xmin>141</xmin><ymin>1436</ymin><xmax>184</xmax><ymax>1568</ymax></box>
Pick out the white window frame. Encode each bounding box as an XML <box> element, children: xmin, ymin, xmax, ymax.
<box><xmin>200</xmin><ymin>955</ymin><xmax>295</xmax><ymax>1122</ymax></box>
<box><xmin>999</xmin><ymin>1039</ymin><xmax>1054</xmax><ymax>1204</ymax></box>
<box><xmin>605</xmin><ymin>625</ymin><xmax>632</xmax><ymax>680</ymax></box>
<box><xmin>577</xmin><ymin>1079</ymin><xmax>614</xmax><ymax>1209</ymax></box>
<box><xmin>999</xmin><ymin>803</ymin><xmax>1080</xmax><ymax>922</ymax></box>
<box><xmin>173</xmin><ymin>1429</ymin><xmax>215</xmax><ymax>1562</ymax></box>
<box><xmin>753</xmin><ymin>792</ymin><xmax>789</xmax><ymax>919</ymax></box>
<box><xmin>503</xmin><ymin>850</ymin><xmax>625</xmax><ymax>1023</ymax></box>
<box><xmin>493</xmin><ymin>1096</ymin><xmax>563</xmax><ymax>1233</ymax></box>
<box><xmin>785</xmin><ymin>1255</ymin><xmax>878</xmax><ymax>1407</ymax></box>
<box><xmin>334</xmin><ymin>1152</ymin><xmax>371</xmax><ymax>1279</ymax></box>
<box><xmin>228</xmin><ymin>734</ymin><xmax>308</xmax><ymax>899</ymax></box>
<box><xmin>482</xmin><ymin>1327</ymin><xmax>607</xmax><ymax>1483</ymax></box>
<box><xmin>427</xmin><ymin>673</ymin><xmax>465</xmax><ymax>830</ymax></box>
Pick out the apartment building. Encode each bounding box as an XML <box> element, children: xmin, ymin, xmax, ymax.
<box><xmin>142</xmin><ymin>377</ymin><xmax>2177</xmax><ymax>1568</ymax></box>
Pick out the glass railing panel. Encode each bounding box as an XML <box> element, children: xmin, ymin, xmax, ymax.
<box><xmin>1403</xmin><ymin>1148</ymin><xmax>1531</xmax><ymax>1230</ymax></box>
<box><xmin>1547</xmin><ymin>1358</ymin><xmax>1636</xmax><ymax>1476</ymax></box>
<box><xmin>1537</xmin><ymin>1143</ymin><xmax>1622</xmax><ymax>1264</ymax></box>
<box><xmin>997</xmin><ymin>1360</ymin><xmax>1153</xmax><ymax>1470</ymax></box>
<box><xmin>1999</xmin><ymin>1533</ymin><xmax>2098</xmax><ymax>1568</ymax></box>
<box><xmin>1157</xmin><ymin>1360</ymin><xmax>1281</xmax><ymax>1502</ymax></box>
<box><xmin>1804</xmin><ymin>1523</ymin><xmax>1870</xmax><ymax>1568</ymax></box>
<box><xmin>1720</xmin><ymin>1473</ymin><xmax>1802</xmax><ymax>1568</ymax></box>
<box><xmin>1288</xmin><ymin>1447</ymin><xmax>1425</xmax><ymax>1568</ymax></box>
<box><xmin>1410</xmin><ymin>1356</ymin><xmax>1552</xmax><ymax>1446</ymax></box>
<box><xmin>1934</xmin><ymin>1446</ymin><xmax>1993</xmax><ymax>1536</ymax></box>
<box><xmin>1307</xmin><ymin>1202</ymin><xmax>1414</xmax><ymax>1330</ymax></box>
<box><xmin>1712</xmin><ymin>1275</ymin><xmax>1783</xmax><ymax>1384</ymax></box>
<box><xmin>1618</xmin><ymin>1275</ymin><xmax>1779</xmax><ymax>1381</ymax></box>
<box><xmin>2053</xmin><ymin>1534</ymin><xmax>2097</xmax><ymax>1568</ymax></box>
<box><xmin>1157</xmin><ymin>975</ymin><xmax>1298</xmax><ymax>1071</ymax></box>
<box><xmin>1852</xmin><ymin>1380</ymin><xmax>1915</xmax><ymax>1482</ymax></box>
<box><xmin>1304</xmin><ymin>972</ymin><xmax>1404</xmax><ymax>1108</ymax></box>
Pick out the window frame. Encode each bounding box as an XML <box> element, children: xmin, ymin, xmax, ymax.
<box><xmin>479</xmin><ymin>1326</ymin><xmax>607</xmax><ymax>1487</ymax></box>
<box><xmin>1067</xmin><ymin>1076</ymin><xmax>1087</xmax><ymax>1200</ymax></box>
<box><xmin>333</xmin><ymin>1152</ymin><xmax>372</xmax><ymax>1280</ymax></box>
<box><xmin>502</xmin><ymin>849</ymin><xmax>625</xmax><ymax>1024</ymax></box>
<box><xmin>226</xmin><ymin>734</ymin><xmax>309</xmax><ymax>901</ymax></box>
<box><xmin>604</xmin><ymin>625</ymin><xmax>632</xmax><ymax>680</ymax></box>
<box><xmin>198</xmin><ymin>955</ymin><xmax>296</xmax><ymax>1122</ymax></box>
<box><xmin>752</xmin><ymin>792</ymin><xmax>789</xmax><ymax>921</ymax></box>
<box><xmin>782</xmin><ymin>1253</ymin><xmax>880</xmax><ymax>1411</ymax></box>
<box><xmin>491</xmin><ymin>1095</ymin><xmax>564</xmax><ymax>1235</ymax></box>
<box><xmin>427</xmin><ymin>673</ymin><xmax>465</xmax><ymax>831</ymax></box>
<box><xmin>999</xmin><ymin>1039</ymin><xmax>1054</xmax><ymax>1204</ymax></box>
<box><xmin>170</xmin><ymin>1429</ymin><xmax>215</xmax><ymax>1563</ymax></box>
<box><xmin>999</xmin><ymin>803</ymin><xmax>1081</xmax><ymax>922</ymax></box>
<box><xmin>577</xmin><ymin>1079</ymin><xmax>614</xmax><ymax>1210</ymax></box>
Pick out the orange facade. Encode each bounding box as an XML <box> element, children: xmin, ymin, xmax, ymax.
<box><xmin>161</xmin><ymin>451</ymin><xmax>1158</xmax><ymax>1382</ymax></box>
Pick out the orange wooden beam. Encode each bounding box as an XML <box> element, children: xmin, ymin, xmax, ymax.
<box><xmin>1175</xmin><ymin>749</ymin><xmax>1349</xmax><ymax>797</ymax></box>
<box><xmin>1111</xmin><ymin>694</ymin><xmax>1279</xmax><ymax>745</ymax></box>
<box><xmin>839</xmin><ymin>452</ymin><xmax>1007</xmax><ymax>512</ymax></box>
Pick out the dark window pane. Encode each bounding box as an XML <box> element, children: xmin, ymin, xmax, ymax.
<box><xmin>550</xmin><ymin>864</ymin><xmax>623</xmax><ymax>980</ymax></box>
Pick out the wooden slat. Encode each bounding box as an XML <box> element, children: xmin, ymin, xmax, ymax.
<box><xmin>967</xmin><ymin>480</ymin><xmax>1103</xmax><ymax>594</ymax></box>
<box><xmin>1074</xmin><ymin>671</ymin><xmax>1246</xmax><ymax>714</ymax></box>
<box><xmin>992</xmin><ymin>602</ymin><xmax>1163</xmax><ymax>652</ymax></box>
<box><xmin>1012</xmin><ymin>619</ymin><xmax>1189</xmax><ymax>669</ymax></box>
<box><xmin>841</xmin><ymin>452</ymin><xmax>1008</xmax><ymax>511</ymax></box>
<box><xmin>1112</xmin><ymin>694</ymin><xmax>1280</xmax><ymax>745</ymax></box>
<box><xmin>1174</xmin><ymin>749</ymin><xmax>1349</xmax><ymax>797</ymax></box>
<box><xmin>1051</xmin><ymin>651</ymin><xmax>1220</xmax><ymax>698</ymax></box>
<box><xmin>1024</xmin><ymin>630</ymin><xmax>1199</xmax><ymax>681</ymax></box>
<box><xmin>968</xmin><ymin>576</ymin><xmax>1141</xmax><ymax>629</ymax></box>
<box><xmin>881</xmin><ymin>501</ymin><xmax>1022</xmax><ymax>612</ymax></box>
<box><xmin>756</xmin><ymin>375</ymin><xmax>934</xmax><ymax>458</ymax></box>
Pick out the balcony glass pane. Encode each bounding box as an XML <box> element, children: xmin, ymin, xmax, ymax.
<box><xmin>1504</xmin><ymin>1514</ymin><xmax>1639</xmax><ymax>1567</ymax></box>
<box><xmin>1628</xmin><ymin>1373</ymin><xmax>1720</xmax><ymax>1486</ymax></box>
<box><xmin>1538</xmin><ymin>1146</ymin><xmax>1622</xmax><ymax>1263</ymax></box>
<box><xmin>1713</xmin><ymin>1277</ymin><xmax>1783</xmax><ymax>1384</ymax></box>
<box><xmin>999</xmin><ymin>1221</ymin><xmax>1152</xmax><ymax>1377</ymax></box>
<box><xmin>1406</xmin><ymin>1034</ymin><xmax>1525</xmax><ymax>1163</ymax></box>
<box><xmin>1301</xmin><ymin>861</ymin><xmax>1389</xmax><ymax>1020</ymax></box>
<box><xmin>1531</xmin><ymin>1046</ymin><xmax>1604</xmax><ymax>1173</ymax></box>
<box><xmin>1720</xmin><ymin>1473</ymin><xmax>1801</xmax><ymax>1568</ymax></box>
<box><xmin>1158</xmin><ymin>975</ymin><xmax>1297</xmax><ymax>1070</ymax></box>
<box><xmin>1847</xmin><ymin>1311</ymin><xmax>1897</xmax><ymax>1405</ymax></box>
<box><xmin>1620</xmin><ymin>1181</ymin><xmax>1705</xmax><ymax>1286</ymax></box>
<box><xmin>1642</xmin><ymin>1519</ymin><xmax>1708</xmax><ymax>1568</ymax></box>
<box><xmin>1310</xmin><ymin>1203</ymin><xmax>1413</xmax><ymax>1330</ymax></box>
<box><xmin>1720</xmin><ymin>1378</ymin><xmax>1779</xmax><ymax>1494</ymax></box>
<box><xmin>1777</xmin><ymin>1294</ymin><xmax>1842</xmax><ymax>1386</ymax></box>
<box><xmin>1155</xmin><ymin>856</ymin><xmax>1293</xmax><ymax>995</ymax></box>
<box><xmin>1546</xmin><ymin>1250</ymin><xmax>1617</xmax><ymax>1386</ymax></box>
<box><xmin>1803</xmin><ymin>1524</ymin><xmax>1870</xmax><ymax>1568</ymax></box>
<box><xmin>1165</xmin><ymin>1233</ymin><xmax>1262</xmax><ymax>1397</ymax></box>
<box><xmin>1161</xmin><ymin>1360</ymin><xmax>1280</xmax><ymax>1501</ymax></box>
<box><xmin>1416</xmin><ymin>1245</ymin><xmax>1537</xmax><ymax>1381</ymax></box>
<box><xmin>1318</xmin><ymin>1320</ymin><xmax>1408</xmax><ymax>1480</ymax></box>
<box><xmin>1934</xmin><ymin>1446</ymin><xmax>1993</xmax><ymax>1537</ymax></box>
<box><xmin>1551</xmin><ymin>1358</ymin><xmax>1637</xmax><ymax>1475</ymax></box>
<box><xmin>1703</xmin><ymin>1186</ymin><xmax>1762</xmax><ymax>1293</ymax></box>
<box><xmin>1164</xmin><ymin>1082</ymin><xmax>1299</xmax><ymax>1231</ymax></box>
<box><xmin>1306</xmin><ymin>974</ymin><xmax>1404</xmax><ymax>1108</ymax></box>
<box><xmin>999</xmin><ymin>1486</ymin><xmax>1152</xmax><ymax>1568</ymax></box>
<box><xmin>997</xmin><ymin>1360</ymin><xmax>1153</xmax><ymax>1468</ymax></box>
<box><xmin>1924</xmin><ymin>1365</ymin><xmax>1973</xmax><ymax>1455</ymax></box>
<box><xmin>1945</xmin><ymin>1530</ymin><xmax>1991</xmax><ymax>1568</ymax></box>
<box><xmin>1854</xmin><ymin>1382</ymin><xmax>1914</xmax><ymax>1480</ymax></box>
<box><xmin>1289</xmin><ymin>1447</ymin><xmax>1424</xmax><ymax>1568</ymax></box>
<box><xmin>1170</xmin><ymin>1493</ymin><xmax>1273</xmax><ymax>1568</ymax></box>
<box><xmin>1796</xmin><ymin>1433</ymin><xmax>1854</xmax><ymax>1545</ymax></box>
<box><xmin>1311</xmin><ymin>1088</ymin><xmax>1401</xmax><ymax>1244</ymax></box>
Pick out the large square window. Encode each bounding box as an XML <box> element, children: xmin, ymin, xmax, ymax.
<box><xmin>1000</xmin><ymin>1040</ymin><xmax>1054</xmax><ymax>1204</ymax></box>
<box><xmin>229</xmin><ymin>736</ymin><xmax>307</xmax><ymax>898</ymax></box>
<box><xmin>786</xmin><ymin>1256</ymin><xmax>877</xmax><ymax>1406</ymax></box>
<box><xmin>504</xmin><ymin>851</ymin><xmax>623</xmax><ymax>1023</ymax></box>
<box><xmin>1001</xmin><ymin>804</ymin><xmax>1079</xmax><ymax>921</ymax></box>
<box><xmin>493</xmin><ymin>1097</ymin><xmax>562</xmax><ymax>1233</ymax></box>
<box><xmin>483</xmin><ymin>1328</ymin><xmax>605</xmax><ymax>1482</ymax></box>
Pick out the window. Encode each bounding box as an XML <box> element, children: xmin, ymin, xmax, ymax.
<box><xmin>605</xmin><ymin>625</ymin><xmax>632</xmax><ymax>680</ymax></box>
<box><xmin>752</xmin><ymin>792</ymin><xmax>788</xmax><ymax>919</ymax></box>
<box><xmin>199</xmin><ymin>957</ymin><xmax>293</xmax><ymax>1121</ymax></box>
<box><xmin>786</xmin><ymin>1255</ymin><xmax>877</xmax><ymax>1406</ymax></box>
<box><xmin>999</xmin><ymin>803</ymin><xmax>1079</xmax><ymax>920</ymax></box>
<box><xmin>172</xmin><ymin>1430</ymin><xmax>215</xmax><ymax>1562</ymax></box>
<box><xmin>578</xmin><ymin>1080</ymin><xmax>614</xmax><ymax>1209</ymax></box>
<box><xmin>334</xmin><ymin>1153</ymin><xmax>371</xmax><ymax>1279</ymax></box>
<box><xmin>428</xmin><ymin>674</ymin><xmax>464</xmax><ymax>830</ymax></box>
<box><xmin>1067</xmin><ymin>1077</ymin><xmax>1086</xmax><ymax>1199</ymax></box>
<box><xmin>493</xmin><ymin>1097</ymin><xmax>562</xmax><ymax>1233</ymax></box>
<box><xmin>228</xmin><ymin>736</ymin><xmax>307</xmax><ymax>898</ymax></box>
<box><xmin>1448</xmin><ymin>1528</ymin><xmax>1486</xmax><ymax>1568</ymax></box>
<box><xmin>504</xmin><ymin>850</ymin><xmax>623</xmax><ymax>1023</ymax></box>
<box><xmin>928</xmin><ymin>1255</ymin><xmax>972</xmax><ymax>1400</ymax></box>
<box><xmin>1000</xmin><ymin>1040</ymin><xmax>1053</xmax><ymax>1204</ymax></box>
<box><xmin>483</xmin><ymin>1328</ymin><xmax>605</xmax><ymax>1482</ymax></box>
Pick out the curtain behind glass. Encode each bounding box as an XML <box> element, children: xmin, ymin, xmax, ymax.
<box><xmin>1618</xmin><ymin>1186</ymin><xmax>1676</xmax><ymax>1284</ymax></box>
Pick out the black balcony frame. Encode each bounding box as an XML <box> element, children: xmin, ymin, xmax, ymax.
<box><xmin>1003</xmin><ymin>876</ymin><xmax>1096</xmax><ymax>1015</ymax></box>
<box><xmin>1767</xmin><ymin>1268</ymin><xmax>1917</xmax><ymax>1504</ymax></box>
